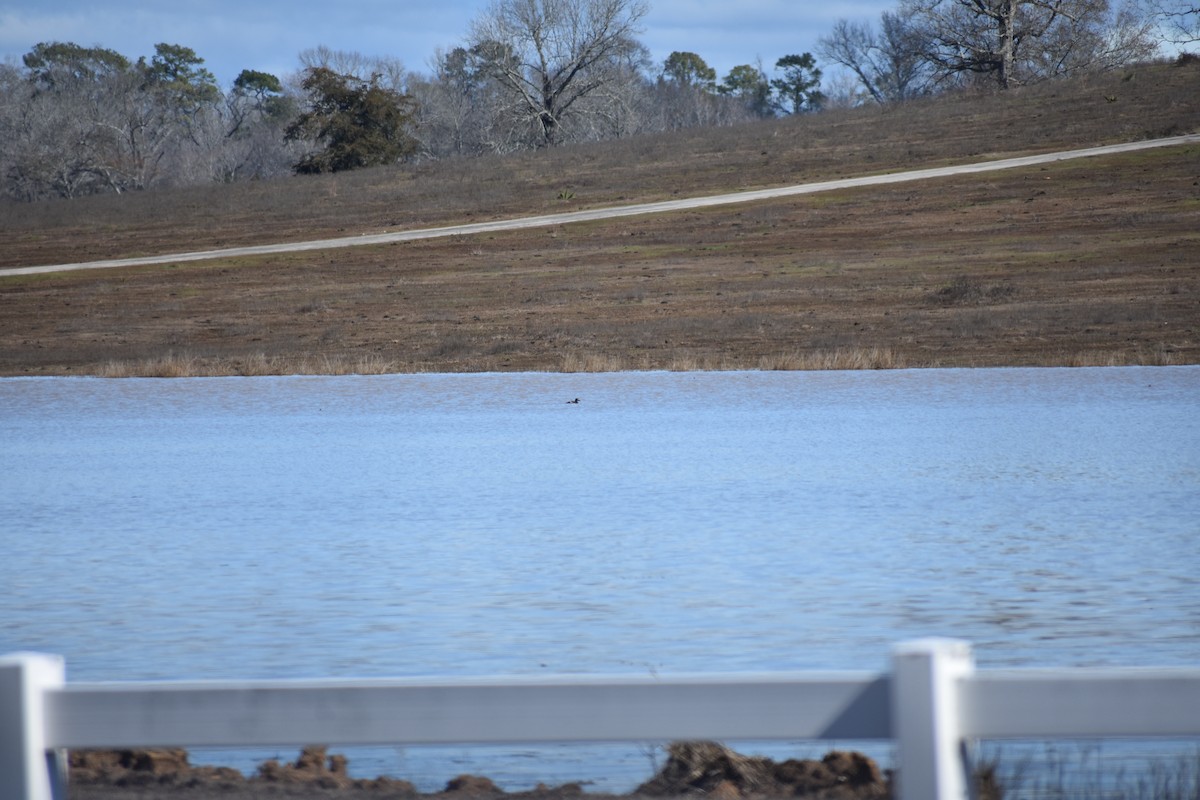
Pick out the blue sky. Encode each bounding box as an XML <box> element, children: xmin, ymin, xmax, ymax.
<box><xmin>0</xmin><ymin>0</ymin><xmax>893</xmax><ymax>87</ymax></box>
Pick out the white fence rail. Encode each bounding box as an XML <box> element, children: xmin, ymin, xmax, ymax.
<box><xmin>3</xmin><ymin>639</ymin><xmax>1198</xmax><ymax>800</ymax></box>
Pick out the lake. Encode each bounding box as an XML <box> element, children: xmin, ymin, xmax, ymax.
<box><xmin>2</xmin><ymin>367</ymin><xmax>1198</xmax><ymax>791</ymax></box>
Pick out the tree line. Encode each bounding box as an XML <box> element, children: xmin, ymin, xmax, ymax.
<box><xmin>0</xmin><ymin>0</ymin><xmax>1190</xmax><ymax>202</ymax></box>
<box><xmin>818</xmin><ymin>0</ymin><xmax>1168</xmax><ymax>101</ymax></box>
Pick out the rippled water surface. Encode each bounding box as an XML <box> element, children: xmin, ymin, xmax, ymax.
<box><xmin>2</xmin><ymin>367</ymin><xmax>1198</xmax><ymax>789</ymax></box>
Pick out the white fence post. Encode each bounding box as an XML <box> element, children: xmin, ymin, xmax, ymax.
<box><xmin>0</xmin><ymin>653</ymin><xmax>66</xmax><ymax>800</ymax></box>
<box><xmin>892</xmin><ymin>639</ymin><xmax>975</xmax><ymax>800</ymax></box>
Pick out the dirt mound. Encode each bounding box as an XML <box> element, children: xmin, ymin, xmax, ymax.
<box><xmin>635</xmin><ymin>742</ymin><xmax>889</xmax><ymax>799</ymax></box>
<box><xmin>70</xmin><ymin>748</ymin><xmax>244</xmax><ymax>788</ymax></box>
<box><xmin>70</xmin><ymin>746</ymin><xmax>418</xmax><ymax>793</ymax></box>
<box><xmin>445</xmin><ymin>775</ymin><xmax>503</xmax><ymax>795</ymax></box>
<box><xmin>256</xmin><ymin>745</ymin><xmax>353</xmax><ymax>789</ymax></box>
<box><xmin>69</xmin><ymin>743</ymin><xmax>889</xmax><ymax>798</ymax></box>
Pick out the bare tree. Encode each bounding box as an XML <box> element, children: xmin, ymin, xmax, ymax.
<box><xmin>411</xmin><ymin>44</ymin><xmax>538</xmax><ymax>157</ymax></box>
<box><xmin>1</xmin><ymin>41</ymin><xmax>301</xmax><ymax>200</ymax></box>
<box><xmin>466</xmin><ymin>0</ymin><xmax>650</xmax><ymax>146</ymax></box>
<box><xmin>208</xmin><ymin>70</ymin><xmax>301</xmax><ymax>181</ymax></box>
<box><xmin>1019</xmin><ymin>0</ymin><xmax>1159</xmax><ymax>78</ymax></box>
<box><xmin>819</xmin><ymin>70</ymin><xmax>874</xmax><ymax>107</ymax></box>
<box><xmin>298</xmin><ymin>46</ymin><xmax>409</xmax><ymax>93</ymax></box>
<box><xmin>2</xmin><ymin>44</ymin><xmax>133</xmax><ymax>199</ymax></box>
<box><xmin>901</xmin><ymin>0</ymin><xmax>1158</xmax><ymax>88</ymax></box>
<box><xmin>819</xmin><ymin>13</ymin><xmax>935</xmax><ymax>103</ymax></box>
<box><xmin>1151</xmin><ymin>0</ymin><xmax>1200</xmax><ymax>42</ymax></box>
<box><xmin>563</xmin><ymin>48</ymin><xmax>652</xmax><ymax>140</ymax></box>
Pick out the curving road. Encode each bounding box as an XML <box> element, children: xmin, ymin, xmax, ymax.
<box><xmin>4</xmin><ymin>133</ymin><xmax>1197</xmax><ymax>278</ymax></box>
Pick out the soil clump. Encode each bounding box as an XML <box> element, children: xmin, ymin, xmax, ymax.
<box><xmin>635</xmin><ymin>742</ymin><xmax>888</xmax><ymax>799</ymax></box>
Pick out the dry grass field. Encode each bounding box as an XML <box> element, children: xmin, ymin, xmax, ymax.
<box><xmin>1</xmin><ymin>59</ymin><xmax>1198</xmax><ymax>376</ymax></box>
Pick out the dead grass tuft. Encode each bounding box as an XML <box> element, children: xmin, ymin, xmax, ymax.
<box><xmin>93</xmin><ymin>352</ymin><xmax>402</xmax><ymax>378</ymax></box>
<box><xmin>559</xmin><ymin>352</ymin><xmax>631</xmax><ymax>373</ymax></box>
<box><xmin>1062</xmin><ymin>346</ymin><xmax>1179</xmax><ymax>367</ymax></box>
<box><xmin>930</xmin><ymin>276</ymin><xmax>1018</xmax><ymax>306</ymax></box>
<box><xmin>97</xmin><ymin>353</ymin><xmax>207</xmax><ymax>378</ymax></box>
<box><xmin>758</xmin><ymin>348</ymin><xmax>908</xmax><ymax>371</ymax></box>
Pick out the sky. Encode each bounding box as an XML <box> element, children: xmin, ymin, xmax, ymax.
<box><xmin>0</xmin><ymin>0</ymin><xmax>894</xmax><ymax>88</ymax></box>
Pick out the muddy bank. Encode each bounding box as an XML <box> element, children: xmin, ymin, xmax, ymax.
<box><xmin>68</xmin><ymin>742</ymin><xmax>893</xmax><ymax>800</ymax></box>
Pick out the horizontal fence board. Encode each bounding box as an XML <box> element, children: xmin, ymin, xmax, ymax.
<box><xmin>44</xmin><ymin>673</ymin><xmax>891</xmax><ymax>749</ymax></box>
<box><xmin>10</xmin><ymin>646</ymin><xmax>1200</xmax><ymax>800</ymax></box>
<box><xmin>961</xmin><ymin>669</ymin><xmax>1200</xmax><ymax>739</ymax></box>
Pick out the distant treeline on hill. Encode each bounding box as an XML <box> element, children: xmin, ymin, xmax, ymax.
<box><xmin>0</xmin><ymin>0</ymin><xmax>1185</xmax><ymax>202</ymax></box>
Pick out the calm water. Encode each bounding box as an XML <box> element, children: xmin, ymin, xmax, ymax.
<box><xmin>2</xmin><ymin>367</ymin><xmax>1198</xmax><ymax>790</ymax></box>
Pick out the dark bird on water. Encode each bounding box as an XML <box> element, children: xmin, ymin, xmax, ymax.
<box><xmin>567</xmin><ymin>398</ymin><xmax>580</xmax><ymax>404</ymax></box>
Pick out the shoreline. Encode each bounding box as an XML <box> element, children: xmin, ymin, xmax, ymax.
<box><xmin>3</xmin><ymin>361</ymin><xmax>1195</xmax><ymax>386</ymax></box>
<box><xmin>4</xmin><ymin>346</ymin><xmax>1190</xmax><ymax>379</ymax></box>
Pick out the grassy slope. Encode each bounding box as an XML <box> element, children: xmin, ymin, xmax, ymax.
<box><xmin>0</xmin><ymin>60</ymin><xmax>1198</xmax><ymax>375</ymax></box>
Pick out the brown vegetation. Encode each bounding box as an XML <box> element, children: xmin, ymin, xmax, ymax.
<box><xmin>2</xmin><ymin>60</ymin><xmax>1198</xmax><ymax>376</ymax></box>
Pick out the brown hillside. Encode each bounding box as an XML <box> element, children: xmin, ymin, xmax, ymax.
<box><xmin>1</xmin><ymin>60</ymin><xmax>1198</xmax><ymax>375</ymax></box>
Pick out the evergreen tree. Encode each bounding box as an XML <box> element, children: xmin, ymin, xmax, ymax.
<box><xmin>771</xmin><ymin>53</ymin><xmax>825</xmax><ymax>113</ymax></box>
<box><xmin>285</xmin><ymin>67</ymin><xmax>418</xmax><ymax>174</ymax></box>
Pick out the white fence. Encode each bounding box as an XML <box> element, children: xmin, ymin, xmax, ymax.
<box><xmin>3</xmin><ymin>639</ymin><xmax>1198</xmax><ymax>800</ymax></box>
